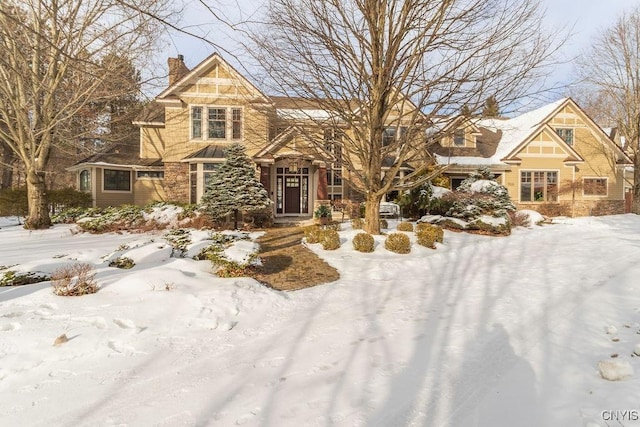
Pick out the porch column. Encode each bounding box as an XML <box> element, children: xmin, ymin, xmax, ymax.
<box><xmin>260</xmin><ymin>166</ymin><xmax>271</xmax><ymax>194</ymax></box>
<box><xmin>317</xmin><ymin>166</ymin><xmax>328</xmax><ymax>199</ymax></box>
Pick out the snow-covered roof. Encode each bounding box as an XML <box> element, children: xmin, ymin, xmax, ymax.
<box><xmin>276</xmin><ymin>108</ymin><xmax>333</xmax><ymax>120</ymax></box>
<box><xmin>436</xmin><ymin>98</ymin><xmax>568</xmax><ymax>166</ymax></box>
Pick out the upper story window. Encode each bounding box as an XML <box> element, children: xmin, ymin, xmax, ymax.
<box><xmin>191</xmin><ymin>106</ymin><xmax>242</xmax><ymax>141</ymax></box>
<box><xmin>192</xmin><ymin>107</ymin><xmax>202</xmax><ymax>138</ymax></box>
<box><xmin>453</xmin><ymin>129</ymin><xmax>465</xmax><ymax>146</ymax></box>
<box><xmin>208</xmin><ymin>108</ymin><xmax>226</xmax><ymax>139</ymax></box>
<box><xmin>555</xmin><ymin>128</ymin><xmax>573</xmax><ymax>145</ymax></box>
<box><xmin>382</xmin><ymin>126</ymin><xmax>407</xmax><ymax>147</ymax></box>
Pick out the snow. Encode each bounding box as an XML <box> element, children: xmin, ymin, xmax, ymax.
<box><xmin>516</xmin><ymin>209</ymin><xmax>545</xmax><ymax>226</ymax></box>
<box><xmin>431</xmin><ymin>185</ymin><xmax>451</xmax><ymax>198</ymax></box>
<box><xmin>470</xmin><ymin>179</ymin><xmax>500</xmax><ymax>193</ymax></box>
<box><xmin>3</xmin><ymin>214</ymin><xmax>640</xmax><ymax>426</ymax></box>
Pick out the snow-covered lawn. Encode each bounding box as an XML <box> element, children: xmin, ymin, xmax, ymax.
<box><xmin>2</xmin><ymin>215</ymin><xmax>640</xmax><ymax>426</ymax></box>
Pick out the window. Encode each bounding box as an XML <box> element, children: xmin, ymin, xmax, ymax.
<box><xmin>103</xmin><ymin>169</ymin><xmax>130</xmax><ymax>191</ymax></box>
<box><xmin>232</xmin><ymin>108</ymin><xmax>242</xmax><ymax>139</ymax></box>
<box><xmin>453</xmin><ymin>129</ymin><xmax>465</xmax><ymax>146</ymax></box>
<box><xmin>584</xmin><ymin>178</ymin><xmax>607</xmax><ymax>196</ymax></box>
<box><xmin>203</xmin><ymin>163</ymin><xmax>220</xmax><ymax>189</ymax></box>
<box><xmin>555</xmin><ymin>128</ymin><xmax>573</xmax><ymax>145</ymax></box>
<box><xmin>79</xmin><ymin>170</ymin><xmax>90</xmax><ymax>192</ymax></box>
<box><xmin>382</xmin><ymin>128</ymin><xmax>396</xmax><ymax>147</ymax></box>
<box><xmin>520</xmin><ymin>171</ymin><xmax>557</xmax><ymax>202</ymax></box>
<box><xmin>136</xmin><ymin>171</ymin><xmax>164</xmax><ymax>179</ymax></box>
<box><xmin>208</xmin><ymin>108</ymin><xmax>226</xmax><ymax>139</ymax></box>
<box><xmin>192</xmin><ymin>107</ymin><xmax>202</xmax><ymax>138</ymax></box>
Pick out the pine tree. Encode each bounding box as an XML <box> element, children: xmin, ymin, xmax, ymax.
<box><xmin>482</xmin><ymin>95</ymin><xmax>500</xmax><ymax>117</ymax></box>
<box><xmin>460</xmin><ymin>104</ymin><xmax>472</xmax><ymax>117</ymax></box>
<box><xmin>200</xmin><ymin>143</ymin><xmax>271</xmax><ymax>229</ymax></box>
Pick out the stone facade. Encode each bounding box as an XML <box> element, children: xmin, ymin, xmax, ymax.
<box><xmin>163</xmin><ymin>162</ymin><xmax>190</xmax><ymax>203</ymax></box>
<box><xmin>515</xmin><ymin>200</ymin><xmax>625</xmax><ymax>217</ymax></box>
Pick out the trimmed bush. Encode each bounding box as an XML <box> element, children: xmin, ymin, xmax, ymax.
<box><xmin>0</xmin><ymin>270</ymin><xmax>50</xmax><ymax>286</ymax></box>
<box><xmin>416</xmin><ymin>223</ymin><xmax>444</xmax><ymax>243</ymax></box>
<box><xmin>164</xmin><ymin>228</ymin><xmax>192</xmax><ymax>257</ymax></box>
<box><xmin>351</xmin><ymin>218</ymin><xmax>364</xmax><ymax>229</ymax></box>
<box><xmin>303</xmin><ymin>225</ymin><xmax>323</xmax><ymax>244</ymax></box>
<box><xmin>320</xmin><ymin>229</ymin><xmax>341</xmax><ymax>250</ymax></box>
<box><xmin>397</xmin><ymin>221</ymin><xmax>414</xmax><ymax>232</ymax></box>
<box><xmin>385</xmin><ymin>232</ymin><xmax>411</xmax><ymax>254</ymax></box>
<box><xmin>51</xmin><ymin>263</ymin><xmax>98</xmax><ymax>296</ymax></box>
<box><xmin>416</xmin><ymin>224</ymin><xmax>444</xmax><ymax>249</ymax></box>
<box><xmin>352</xmin><ymin>232</ymin><xmax>374</xmax><ymax>253</ymax></box>
<box><xmin>379</xmin><ymin>219</ymin><xmax>388</xmax><ymax>229</ymax></box>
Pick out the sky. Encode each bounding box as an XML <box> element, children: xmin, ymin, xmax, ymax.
<box><xmin>3</xmin><ymin>210</ymin><xmax>640</xmax><ymax>426</ymax></box>
<box><xmin>157</xmin><ymin>0</ymin><xmax>640</xmax><ymax>104</ymax></box>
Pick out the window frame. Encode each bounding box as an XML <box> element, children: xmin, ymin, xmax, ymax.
<box><xmin>103</xmin><ymin>168</ymin><xmax>131</xmax><ymax>192</ymax></box>
<box><xmin>583</xmin><ymin>177</ymin><xmax>608</xmax><ymax>197</ymax></box>
<box><xmin>555</xmin><ymin>128</ymin><xmax>574</xmax><ymax>145</ymax></box>
<box><xmin>190</xmin><ymin>105</ymin><xmax>243</xmax><ymax>141</ymax></box>
<box><xmin>136</xmin><ymin>170</ymin><xmax>165</xmax><ymax>180</ymax></box>
<box><xmin>79</xmin><ymin>169</ymin><xmax>91</xmax><ymax>192</ymax></box>
<box><xmin>453</xmin><ymin>129</ymin><xmax>465</xmax><ymax>146</ymax></box>
<box><xmin>519</xmin><ymin>170</ymin><xmax>558</xmax><ymax>203</ymax></box>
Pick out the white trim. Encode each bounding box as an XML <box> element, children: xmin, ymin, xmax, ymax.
<box><xmin>189</xmin><ymin>105</ymin><xmax>244</xmax><ymax>142</ymax></box>
<box><xmin>102</xmin><ymin>167</ymin><xmax>133</xmax><ymax>194</ymax></box>
<box><xmin>518</xmin><ymin>168</ymin><xmax>561</xmax><ymax>203</ymax></box>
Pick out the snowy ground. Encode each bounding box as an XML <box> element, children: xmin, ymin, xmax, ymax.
<box><xmin>2</xmin><ymin>214</ymin><xmax>640</xmax><ymax>426</ymax></box>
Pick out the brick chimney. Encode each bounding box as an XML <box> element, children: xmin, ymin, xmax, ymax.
<box><xmin>168</xmin><ymin>54</ymin><xmax>189</xmax><ymax>86</ymax></box>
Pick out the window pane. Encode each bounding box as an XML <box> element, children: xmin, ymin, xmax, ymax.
<box><xmin>382</xmin><ymin>128</ymin><xmax>396</xmax><ymax>147</ymax></box>
<box><xmin>208</xmin><ymin>108</ymin><xmax>226</xmax><ymax>139</ymax></box>
<box><xmin>555</xmin><ymin>128</ymin><xmax>573</xmax><ymax>145</ymax></box>
<box><xmin>80</xmin><ymin>170</ymin><xmax>90</xmax><ymax>192</ymax></box>
<box><xmin>533</xmin><ymin>172</ymin><xmax>545</xmax><ymax>201</ymax></box>
<box><xmin>520</xmin><ymin>171</ymin><xmax>531</xmax><ymax>202</ymax></box>
<box><xmin>232</xmin><ymin>108</ymin><xmax>241</xmax><ymax>139</ymax></box>
<box><xmin>453</xmin><ymin>129</ymin><xmax>465</xmax><ymax>146</ymax></box>
<box><xmin>546</xmin><ymin>172</ymin><xmax>558</xmax><ymax>201</ymax></box>
<box><xmin>584</xmin><ymin>178</ymin><xmax>607</xmax><ymax>196</ymax></box>
<box><xmin>104</xmin><ymin>169</ymin><xmax>130</xmax><ymax>191</ymax></box>
<box><xmin>192</xmin><ymin>107</ymin><xmax>202</xmax><ymax>138</ymax></box>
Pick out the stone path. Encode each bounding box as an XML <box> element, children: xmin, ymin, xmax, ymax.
<box><xmin>250</xmin><ymin>226</ymin><xmax>340</xmax><ymax>291</ymax></box>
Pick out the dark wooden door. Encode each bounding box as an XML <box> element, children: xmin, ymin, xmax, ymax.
<box><xmin>285</xmin><ymin>176</ymin><xmax>301</xmax><ymax>213</ymax></box>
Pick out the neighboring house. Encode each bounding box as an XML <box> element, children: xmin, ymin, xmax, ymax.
<box><xmin>433</xmin><ymin>98</ymin><xmax>633</xmax><ymax>216</ymax></box>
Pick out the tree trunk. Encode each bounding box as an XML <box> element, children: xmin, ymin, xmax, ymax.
<box><xmin>363</xmin><ymin>193</ymin><xmax>383</xmax><ymax>235</ymax></box>
<box><xmin>233</xmin><ymin>209</ymin><xmax>239</xmax><ymax>230</ymax></box>
<box><xmin>633</xmin><ymin>155</ymin><xmax>640</xmax><ymax>215</ymax></box>
<box><xmin>24</xmin><ymin>169</ymin><xmax>51</xmax><ymax>229</ymax></box>
<box><xmin>0</xmin><ymin>143</ymin><xmax>14</xmax><ymax>189</ymax></box>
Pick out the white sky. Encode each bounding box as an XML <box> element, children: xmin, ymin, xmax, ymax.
<box><xmin>161</xmin><ymin>0</ymin><xmax>640</xmax><ymax>99</ymax></box>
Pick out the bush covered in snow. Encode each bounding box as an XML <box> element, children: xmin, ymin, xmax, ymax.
<box><xmin>0</xmin><ymin>269</ymin><xmax>50</xmax><ymax>286</ymax></box>
<box><xmin>395</xmin><ymin>181</ymin><xmax>452</xmax><ymax>218</ymax></box>
<box><xmin>352</xmin><ymin>232</ymin><xmax>374</xmax><ymax>253</ymax></box>
<box><xmin>417</xmin><ymin>167</ymin><xmax>515</xmax><ymax>236</ymax></box>
<box><xmin>385</xmin><ymin>232</ymin><xmax>411</xmax><ymax>254</ymax></box>
<box><xmin>108</xmin><ymin>257</ymin><xmax>135</xmax><ymax>269</ymax></box>
<box><xmin>397</xmin><ymin>221</ymin><xmax>414</xmax><ymax>232</ymax></box>
<box><xmin>51</xmin><ymin>263</ymin><xmax>98</xmax><ymax>296</ymax></box>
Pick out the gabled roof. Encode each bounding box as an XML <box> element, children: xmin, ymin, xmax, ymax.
<box><xmin>133</xmin><ymin>101</ymin><xmax>165</xmax><ymax>126</ymax></box>
<box><xmin>156</xmin><ymin>52</ymin><xmax>271</xmax><ymax>103</ymax></box>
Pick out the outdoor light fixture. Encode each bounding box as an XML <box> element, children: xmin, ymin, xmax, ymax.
<box><xmin>289</xmin><ymin>159</ymin><xmax>299</xmax><ymax>173</ymax></box>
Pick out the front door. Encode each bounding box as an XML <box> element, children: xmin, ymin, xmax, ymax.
<box><xmin>284</xmin><ymin>176</ymin><xmax>301</xmax><ymax>213</ymax></box>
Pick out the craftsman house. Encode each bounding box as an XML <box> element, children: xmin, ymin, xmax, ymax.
<box><xmin>70</xmin><ymin>52</ymin><xmax>632</xmax><ymax>218</ymax></box>
<box><xmin>432</xmin><ymin>98</ymin><xmax>633</xmax><ymax>216</ymax></box>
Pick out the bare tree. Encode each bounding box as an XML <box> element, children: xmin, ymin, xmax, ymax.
<box><xmin>0</xmin><ymin>0</ymin><xmax>175</xmax><ymax>229</ymax></box>
<box><xmin>249</xmin><ymin>0</ymin><xmax>563</xmax><ymax>234</ymax></box>
<box><xmin>577</xmin><ymin>6</ymin><xmax>640</xmax><ymax>213</ymax></box>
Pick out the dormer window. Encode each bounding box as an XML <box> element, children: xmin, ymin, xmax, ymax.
<box><xmin>190</xmin><ymin>106</ymin><xmax>242</xmax><ymax>141</ymax></box>
<box><xmin>453</xmin><ymin>129</ymin><xmax>465</xmax><ymax>146</ymax></box>
<box><xmin>555</xmin><ymin>128</ymin><xmax>573</xmax><ymax>145</ymax></box>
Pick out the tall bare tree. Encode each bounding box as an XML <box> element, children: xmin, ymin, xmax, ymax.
<box><xmin>250</xmin><ymin>0</ymin><xmax>563</xmax><ymax>234</ymax></box>
<box><xmin>577</xmin><ymin>6</ymin><xmax>640</xmax><ymax>214</ymax></box>
<box><xmin>0</xmin><ymin>0</ymin><xmax>174</xmax><ymax>228</ymax></box>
